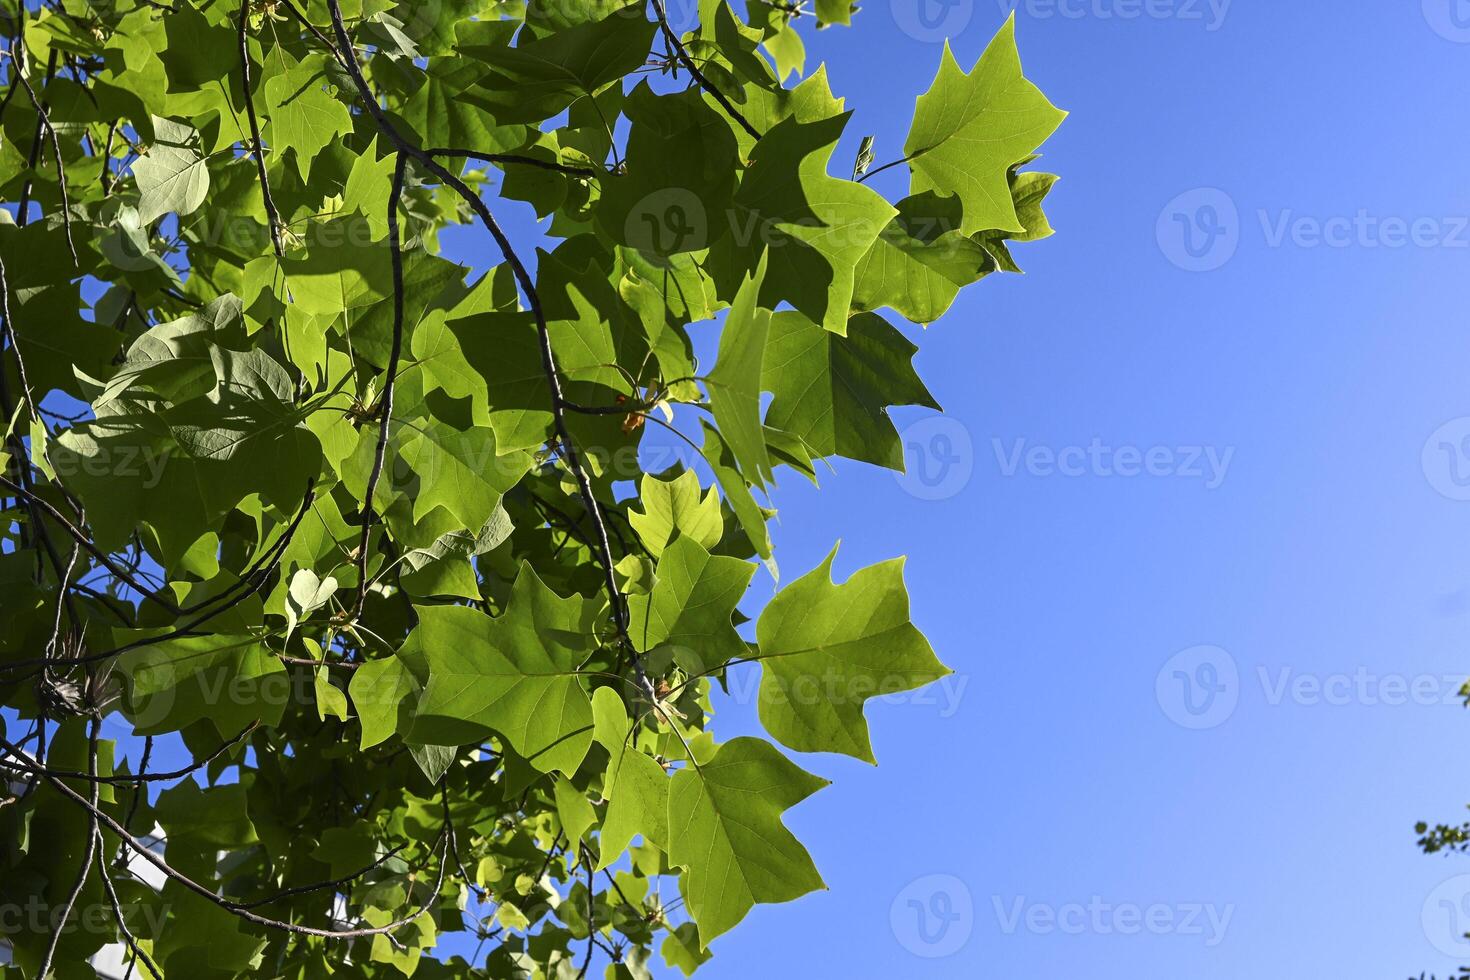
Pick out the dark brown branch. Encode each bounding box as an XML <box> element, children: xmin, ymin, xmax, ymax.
<box><xmin>94</xmin><ymin>830</ymin><xmax>165</xmax><ymax>980</ymax></box>
<box><xmin>319</xmin><ymin>0</ymin><xmax>654</xmax><ymax>700</ymax></box>
<box><xmin>15</xmin><ymin>46</ymin><xmax>55</xmax><ymax>226</ymax></box>
<box><xmin>650</xmin><ymin>0</ymin><xmax>761</xmax><ymax>142</ymax></box>
<box><xmin>123</xmin><ymin>735</ymin><xmax>153</xmax><ymax>833</ymax></box>
<box><xmin>35</xmin><ymin>718</ymin><xmax>101</xmax><ymax>980</ymax></box>
<box><xmin>1</xmin><ymin>738</ymin><xmax>453</xmax><ymax>941</ymax></box>
<box><xmin>4</xmin><ymin>724</ymin><xmax>256</xmax><ymax>784</ymax></box>
<box><xmin>353</xmin><ymin>153</ymin><xmax>408</xmax><ymax>620</ymax></box>
<box><xmin>237</xmin><ymin>0</ymin><xmax>285</xmax><ymax>257</ymax></box>
<box><xmin>0</xmin><ymin>253</ymin><xmax>84</xmax><ymax>625</ymax></box>
<box><xmin>426</xmin><ymin>146</ymin><xmax>600</xmax><ymax>178</ymax></box>
<box><xmin>0</xmin><ymin>484</ymin><xmax>316</xmax><ymax>675</ymax></box>
<box><xmin>576</xmin><ymin>845</ymin><xmax>596</xmax><ymax>979</ymax></box>
<box><xmin>0</xmin><ymin>475</ymin><xmax>183</xmax><ymax>615</ymax></box>
<box><xmin>15</xmin><ymin>46</ymin><xmax>79</xmax><ymax>266</ymax></box>
<box><xmin>232</xmin><ymin>840</ymin><xmax>408</xmax><ymax>910</ymax></box>
<box><xmin>857</xmin><ymin>155</ymin><xmax>914</xmax><ymax>184</ymax></box>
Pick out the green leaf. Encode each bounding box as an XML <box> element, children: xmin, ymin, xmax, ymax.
<box><xmin>904</xmin><ymin>17</ymin><xmax>1067</xmax><ymax>235</ymax></box>
<box><xmin>554</xmin><ymin>775</ymin><xmax>598</xmax><ymax>844</ymax></box>
<box><xmin>349</xmin><ymin>651</ymin><xmax>423</xmax><ymax>750</ymax></box>
<box><xmin>710</xmin><ymin>113</ymin><xmax>896</xmax><ymax>335</ymax></box>
<box><xmin>851</xmin><ymin>191</ymin><xmax>996</xmax><ymax>323</ymax></box>
<box><xmin>596</xmin><ymin>84</ymin><xmax>739</xmax><ymax>255</ymax></box>
<box><xmin>699</xmin><ymin>420</ymin><xmax>773</xmax><ymax>563</ymax></box>
<box><xmin>591</xmin><ymin>687</ymin><xmax>670</xmax><ymax>868</ymax></box>
<box><xmin>286</xmin><ymin>568</ymin><xmax>338</xmax><ymax>637</ymax></box>
<box><xmin>762</xmin><ymin>310</ymin><xmax>939</xmax><ymax>469</ymax></box>
<box><xmin>628</xmin><ymin>470</ymin><xmax>723</xmax><ymax>559</ymax></box>
<box><xmin>410</xmin><ymin>563</ymin><xmax>599</xmax><ymax>775</ymax></box>
<box><xmin>667</xmin><ymin>737</ymin><xmax>828</xmax><ymax>944</ymax></box>
<box><xmin>706</xmin><ymin>250</ymin><xmax>773</xmax><ymax>488</ymax></box>
<box><xmin>755</xmin><ymin>546</ymin><xmax>949</xmax><ymax>762</ymax></box>
<box><xmin>392</xmin><ymin>419</ymin><xmax>533</xmax><ymax>530</ymax></box>
<box><xmin>116</xmin><ymin>634</ymin><xmax>289</xmax><ymax>737</ymax></box>
<box><xmin>262</xmin><ymin>50</ymin><xmax>354</xmax><ymax>181</ymax></box>
<box><xmin>627</xmin><ymin>538</ymin><xmax>753</xmax><ymax>670</ymax></box>
<box><xmin>661</xmin><ymin>922</ymin><xmax>712</xmax><ymax>976</ymax></box>
<box><xmin>464</xmin><ymin>10</ymin><xmax>657</xmax><ymax>124</ymax></box>
<box><xmin>134</xmin><ymin>116</ymin><xmax>210</xmax><ymax>224</ymax></box>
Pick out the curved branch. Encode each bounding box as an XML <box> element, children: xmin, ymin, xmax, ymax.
<box><xmin>427</xmin><ymin>146</ymin><xmax>601</xmax><ymax>178</ymax></box>
<box><xmin>650</xmin><ymin>0</ymin><xmax>761</xmax><ymax>142</ymax></box>
<box><xmin>1</xmin><ymin>739</ymin><xmax>452</xmax><ymax>941</ymax></box>
<box><xmin>353</xmin><ymin>153</ymin><xmax>408</xmax><ymax>620</ymax></box>
<box><xmin>238</xmin><ymin>0</ymin><xmax>285</xmax><ymax>257</ymax></box>
<box><xmin>320</xmin><ymin>0</ymin><xmax>654</xmax><ymax>700</ymax></box>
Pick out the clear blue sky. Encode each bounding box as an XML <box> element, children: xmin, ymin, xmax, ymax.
<box><xmin>487</xmin><ymin>1</ymin><xmax>1470</xmax><ymax>976</ymax></box>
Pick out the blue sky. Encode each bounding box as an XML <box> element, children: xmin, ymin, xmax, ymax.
<box><xmin>560</xmin><ymin>1</ymin><xmax>1470</xmax><ymax>976</ymax></box>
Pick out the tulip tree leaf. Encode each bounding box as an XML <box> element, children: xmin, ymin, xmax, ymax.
<box><xmin>409</xmin><ymin>564</ymin><xmax>599</xmax><ymax>775</ymax></box>
<box><xmin>904</xmin><ymin>17</ymin><xmax>1067</xmax><ymax>235</ymax></box>
<box><xmin>667</xmin><ymin>737</ymin><xmax>828</xmax><ymax>944</ymax></box>
<box><xmin>755</xmin><ymin>546</ymin><xmax>950</xmax><ymax>762</ymax></box>
<box><xmin>134</xmin><ymin>116</ymin><xmax>210</xmax><ymax>224</ymax></box>
<box><xmin>762</xmin><ymin>310</ymin><xmax>940</xmax><ymax>470</ymax></box>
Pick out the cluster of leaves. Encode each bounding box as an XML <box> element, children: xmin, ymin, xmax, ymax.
<box><xmin>0</xmin><ymin>0</ymin><xmax>1062</xmax><ymax>976</ymax></box>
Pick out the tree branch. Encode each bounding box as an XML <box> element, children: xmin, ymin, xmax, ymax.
<box><xmin>650</xmin><ymin>0</ymin><xmax>761</xmax><ymax>142</ymax></box>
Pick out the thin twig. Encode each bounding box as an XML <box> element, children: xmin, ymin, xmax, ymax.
<box><xmin>650</xmin><ymin>0</ymin><xmax>761</xmax><ymax>142</ymax></box>
<box><xmin>35</xmin><ymin>718</ymin><xmax>101</xmax><ymax>979</ymax></box>
<box><xmin>15</xmin><ymin>47</ymin><xmax>79</xmax><ymax>266</ymax></box>
<box><xmin>94</xmin><ymin>829</ymin><xmax>165</xmax><ymax>980</ymax></box>
<box><xmin>427</xmin><ymin>146</ymin><xmax>600</xmax><ymax>178</ymax></box>
<box><xmin>14</xmin><ymin>724</ymin><xmax>256</xmax><ymax>785</ymax></box>
<box><xmin>2</xmin><ymin>739</ymin><xmax>453</xmax><ymax>941</ymax></box>
<box><xmin>238</xmin><ymin>0</ymin><xmax>285</xmax><ymax>257</ymax></box>
<box><xmin>320</xmin><ymin>0</ymin><xmax>653</xmax><ymax>699</ymax></box>
<box><xmin>353</xmin><ymin>152</ymin><xmax>407</xmax><ymax>620</ymax></box>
